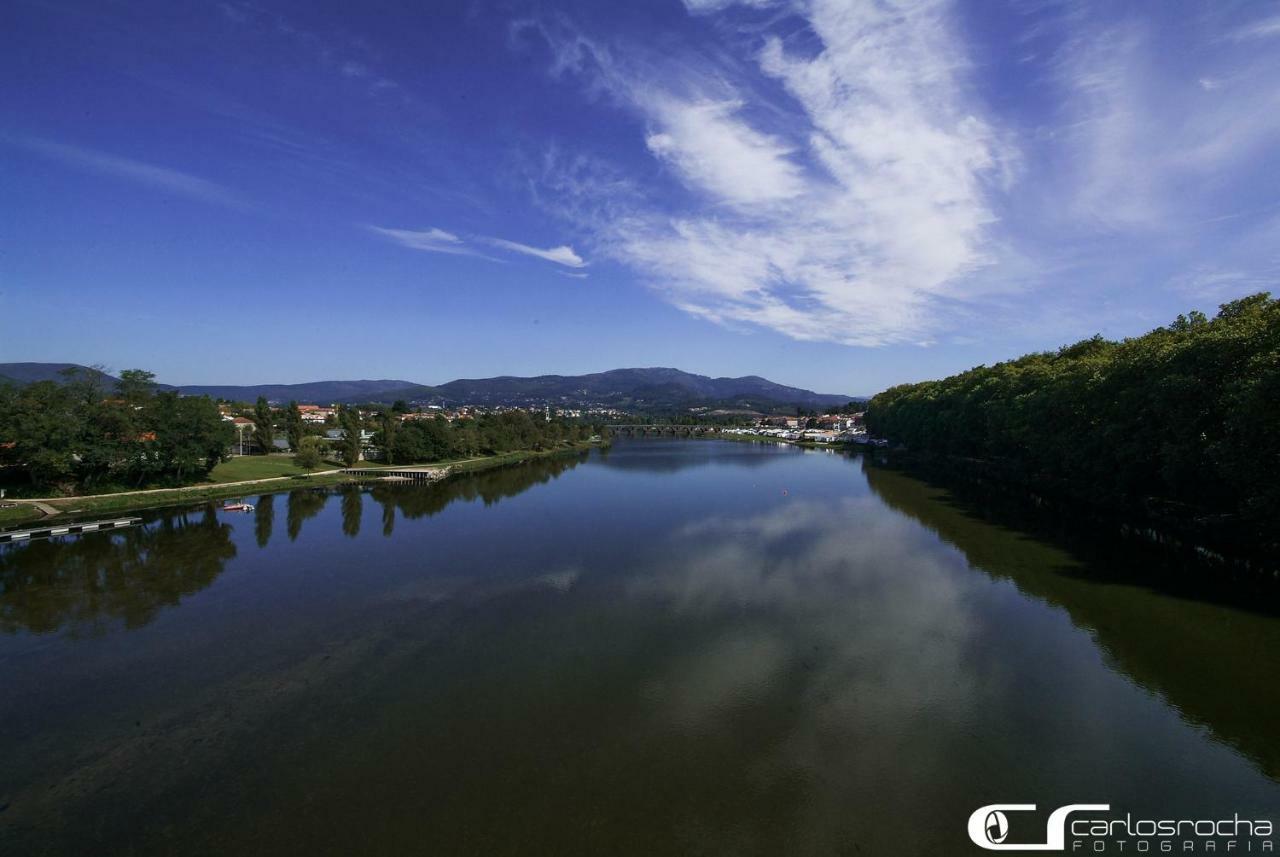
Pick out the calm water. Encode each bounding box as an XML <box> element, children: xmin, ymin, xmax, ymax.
<box><xmin>1</xmin><ymin>440</ymin><xmax>1277</xmax><ymax>855</ymax></box>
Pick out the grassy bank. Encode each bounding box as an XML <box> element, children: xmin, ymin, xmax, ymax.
<box><xmin>0</xmin><ymin>505</ymin><xmax>43</xmax><ymax>528</ymax></box>
<box><xmin>207</xmin><ymin>454</ymin><xmax>316</xmax><ymax>482</ymax></box>
<box><xmin>2</xmin><ymin>442</ymin><xmax>602</xmax><ymax>528</ymax></box>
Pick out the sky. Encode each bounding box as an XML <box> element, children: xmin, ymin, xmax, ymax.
<box><xmin>2</xmin><ymin>0</ymin><xmax>1279</xmax><ymax>396</ymax></box>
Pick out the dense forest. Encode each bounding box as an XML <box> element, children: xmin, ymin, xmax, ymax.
<box><xmin>865</xmin><ymin>293</ymin><xmax>1280</xmax><ymax>555</ymax></box>
<box><xmin>375</xmin><ymin>410</ymin><xmax>605</xmax><ymax>466</ymax></box>
<box><xmin>0</xmin><ymin>369</ymin><xmax>232</xmax><ymax>490</ymax></box>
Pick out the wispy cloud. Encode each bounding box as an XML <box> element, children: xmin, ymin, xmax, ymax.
<box><xmin>217</xmin><ymin>1</ymin><xmax>404</xmax><ymax>98</ymax></box>
<box><xmin>1228</xmin><ymin>14</ymin><xmax>1280</xmax><ymax>42</ymax></box>
<box><xmin>12</xmin><ymin>137</ymin><xmax>246</xmax><ymax>208</ymax></box>
<box><xmin>523</xmin><ymin>0</ymin><xmax>1009</xmax><ymax>346</ymax></box>
<box><xmin>1167</xmin><ymin>265</ymin><xmax>1278</xmax><ymax>302</ymax></box>
<box><xmin>1049</xmin><ymin>19</ymin><xmax>1280</xmax><ymax>232</ymax></box>
<box><xmin>479</xmin><ymin>237</ymin><xmax>586</xmax><ymax>268</ymax></box>
<box><xmin>370</xmin><ymin>225</ymin><xmax>587</xmax><ymax>268</ymax></box>
<box><xmin>645</xmin><ymin>97</ymin><xmax>804</xmax><ymax>205</ymax></box>
<box><xmin>367</xmin><ymin>226</ymin><xmax>477</xmax><ymax>256</ymax></box>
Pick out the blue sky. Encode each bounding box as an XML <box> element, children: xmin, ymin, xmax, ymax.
<box><xmin>3</xmin><ymin>0</ymin><xmax>1279</xmax><ymax>396</ymax></box>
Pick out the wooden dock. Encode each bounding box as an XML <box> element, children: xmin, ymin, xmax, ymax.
<box><xmin>342</xmin><ymin>466</ymin><xmax>451</xmax><ymax>483</ymax></box>
<box><xmin>0</xmin><ymin>516</ymin><xmax>143</xmax><ymax>544</ymax></box>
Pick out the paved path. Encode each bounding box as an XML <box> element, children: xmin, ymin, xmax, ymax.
<box><xmin>8</xmin><ymin>471</ymin><xmax>350</xmax><ymax>516</ymax></box>
<box><xmin>8</xmin><ymin>453</ymin><xmax>530</xmax><ymax>517</ymax></box>
<box><xmin>14</xmin><ymin>501</ymin><xmax>63</xmax><ymax>518</ymax></box>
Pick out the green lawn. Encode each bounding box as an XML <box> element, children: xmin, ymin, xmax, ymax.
<box><xmin>0</xmin><ymin>442</ymin><xmax>602</xmax><ymax>524</ymax></box>
<box><xmin>0</xmin><ymin>505</ymin><xmax>43</xmax><ymax>529</ymax></box>
<box><xmin>207</xmin><ymin>454</ymin><xmax>319</xmax><ymax>483</ymax></box>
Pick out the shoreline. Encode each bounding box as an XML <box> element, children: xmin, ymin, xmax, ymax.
<box><xmin>0</xmin><ymin>442</ymin><xmax>602</xmax><ymax>530</ymax></box>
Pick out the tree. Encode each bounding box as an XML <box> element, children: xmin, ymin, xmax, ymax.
<box><xmin>252</xmin><ymin>396</ymin><xmax>275</xmax><ymax>454</ymax></box>
<box><xmin>117</xmin><ymin>369</ymin><xmax>157</xmax><ymax>406</ymax></box>
<box><xmin>339</xmin><ymin>406</ymin><xmax>362</xmax><ymax>466</ymax></box>
<box><xmin>392</xmin><ymin>399</ymin><xmax>410</xmax><ymax>414</ymax></box>
<box><xmin>1</xmin><ymin>381</ymin><xmax>80</xmax><ymax>487</ymax></box>
<box><xmin>285</xmin><ymin>401</ymin><xmax>304</xmax><ymax>451</ymax></box>
<box><xmin>378</xmin><ymin>410</ymin><xmax>399</xmax><ymax>465</ymax></box>
<box><xmin>145</xmin><ymin>393</ymin><xmax>233</xmax><ymax>483</ymax></box>
<box><xmin>864</xmin><ymin>293</ymin><xmax>1280</xmax><ymax>557</ymax></box>
<box><xmin>294</xmin><ymin>435</ymin><xmax>326</xmax><ymax>470</ymax></box>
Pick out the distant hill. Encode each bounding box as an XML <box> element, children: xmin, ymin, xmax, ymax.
<box><xmin>0</xmin><ymin>364</ymin><xmax>858</xmax><ymax>412</ymax></box>
<box><xmin>175</xmin><ymin>380</ymin><xmax>431</xmax><ymax>404</ymax></box>
<box><xmin>0</xmin><ymin>362</ymin><xmax>125</xmax><ymax>387</ymax></box>
<box><xmin>425</xmin><ymin>368</ymin><xmax>855</xmax><ymax>412</ymax></box>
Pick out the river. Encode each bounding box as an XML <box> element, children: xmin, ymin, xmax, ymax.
<box><xmin>1</xmin><ymin>439</ymin><xmax>1277</xmax><ymax>855</ymax></box>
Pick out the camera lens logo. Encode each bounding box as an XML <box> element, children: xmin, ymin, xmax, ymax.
<box><xmin>986</xmin><ymin>811</ymin><xmax>1010</xmax><ymax>845</ymax></box>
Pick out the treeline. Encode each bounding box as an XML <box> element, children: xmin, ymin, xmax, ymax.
<box><xmin>865</xmin><ymin>293</ymin><xmax>1280</xmax><ymax>554</ymax></box>
<box><xmin>375</xmin><ymin>410</ymin><xmax>606</xmax><ymax>466</ymax></box>
<box><xmin>0</xmin><ymin>369</ymin><xmax>231</xmax><ymax>490</ymax></box>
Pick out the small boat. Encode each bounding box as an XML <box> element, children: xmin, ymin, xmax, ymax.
<box><xmin>221</xmin><ymin>502</ymin><xmax>255</xmax><ymax>512</ymax></box>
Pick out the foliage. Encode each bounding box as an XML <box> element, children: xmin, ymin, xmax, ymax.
<box><xmin>865</xmin><ymin>294</ymin><xmax>1280</xmax><ymax>551</ymax></box>
<box><xmin>338</xmin><ymin>406</ymin><xmax>362</xmax><ymax>467</ymax></box>
<box><xmin>252</xmin><ymin>396</ymin><xmax>275</xmax><ymax>454</ymax></box>
<box><xmin>294</xmin><ymin>436</ymin><xmax>327</xmax><ymax>470</ymax></box>
<box><xmin>372</xmin><ymin>411</ymin><xmax>603</xmax><ymax>466</ymax></box>
<box><xmin>0</xmin><ymin>367</ymin><xmax>233</xmax><ymax>491</ymax></box>
<box><xmin>285</xmin><ymin>401</ymin><xmax>304</xmax><ymax>451</ymax></box>
<box><xmin>379</xmin><ymin>411</ymin><xmax>399</xmax><ymax>466</ymax></box>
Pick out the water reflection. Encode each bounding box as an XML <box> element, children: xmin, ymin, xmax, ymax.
<box><xmin>0</xmin><ymin>455</ymin><xmax>593</xmax><ymax>638</ymax></box>
<box><xmin>593</xmin><ymin>438</ymin><xmax>780</xmax><ymax>473</ymax></box>
<box><xmin>0</xmin><ymin>509</ymin><xmax>236</xmax><ymax>635</ymax></box>
<box><xmin>286</xmin><ymin>488</ymin><xmax>326</xmax><ymax>541</ymax></box>
<box><xmin>862</xmin><ymin>460</ymin><xmax>1280</xmax><ymax>781</ymax></box>
<box><xmin>253</xmin><ymin>493</ymin><xmax>275</xmax><ymax>549</ymax></box>
<box><xmin>341</xmin><ymin>488</ymin><xmax>362</xmax><ymax>538</ymax></box>
<box><xmin>368</xmin><ymin>451</ymin><xmax>586</xmax><ymax>523</ymax></box>
<box><xmin>617</xmin><ymin>496</ymin><xmax>998</xmax><ymax>853</ymax></box>
<box><xmin>0</xmin><ymin>441</ymin><xmax>1276</xmax><ymax>857</ymax></box>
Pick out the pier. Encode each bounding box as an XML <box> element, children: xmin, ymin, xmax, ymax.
<box><xmin>0</xmin><ymin>516</ymin><xmax>143</xmax><ymax>544</ymax></box>
<box><xmin>342</xmin><ymin>466</ymin><xmax>451</xmax><ymax>483</ymax></box>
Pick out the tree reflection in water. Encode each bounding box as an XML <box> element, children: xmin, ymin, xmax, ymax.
<box><xmin>369</xmin><ymin>451</ymin><xmax>587</xmax><ymax>526</ymax></box>
<box><xmin>0</xmin><ymin>508</ymin><xmax>236</xmax><ymax>635</ymax></box>
<box><xmin>341</xmin><ymin>488</ymin><xmax>363</xmax><ymax>538</ymax></box>
<box><xmin>862</xmin><ymin>458</ymin><xmax>1280</xmax><ymax>782</ymax></box>
<box><xmin>286</xmin><ymin>489</ymin><xmax>326</xmax><ymax>542</ymax></box>
<box><xmin>254</xmin><ymin>493</ymin><xmax>275</xmax><ymax>549</ymax></box>
<box><xmin>0</xmin><ymin>452</ymin><xmax>585</xmax><ymax>636</ymax></box>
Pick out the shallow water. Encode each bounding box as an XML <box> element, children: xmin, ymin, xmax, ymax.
<box><xmin>1</xmin><ymin>440</ymin><xmax>1277</xmax><ymax>855</ymax></box>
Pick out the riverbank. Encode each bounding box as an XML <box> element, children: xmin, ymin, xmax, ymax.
<box><xmin>0</xmin><ymin>442</ymin><xmax>603</xmax><ymax>529</ymax></box>
<box><xmin>878</xmin><ymin>450</ymin><xmax>1280</xmax><ymax>592</ymax></box>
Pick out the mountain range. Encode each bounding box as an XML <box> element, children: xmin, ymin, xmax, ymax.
<box><xmin>0</xmin><ymin>364</ymin><xmax>858</xmax><ymax>412</ymax></box>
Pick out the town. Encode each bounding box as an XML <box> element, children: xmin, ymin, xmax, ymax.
<box><xmin>215</xmin><ymin>398</ymin><xmax>880</xmax><ymax>461</ymax></box>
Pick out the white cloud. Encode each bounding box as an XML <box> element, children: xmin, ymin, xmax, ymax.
<box><xmin>681</xmin><ymin>0</ymin><xmax>774</xmax><ymax>13</ymax></box>
<box><xmin>368</xmin><ymin>225</ymin><xmax>475</xmax><ymax>256</ymax></box>
<box><xmin>645</xmin><ymin>97</ymin><xmax>804</xmax><ymax>205</ymax></box>
<box><xmin>13</xmin><ymin>137</ymin><xmax>246</xmax><ymax>208</ymax></box>
<box><xmin>370</xmin><ymin>225</ymin><xmax>588</xmax><ymax>268</ymax></box>
<box><xmin>480</xmin><ymin>237</ymin><xmax>587</xmax><ymax>267</ymax></box>
<box><xmin>531</xmin><ymin>0</ymin><xmax>1009</xmax><ymax>346</ymax></box>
